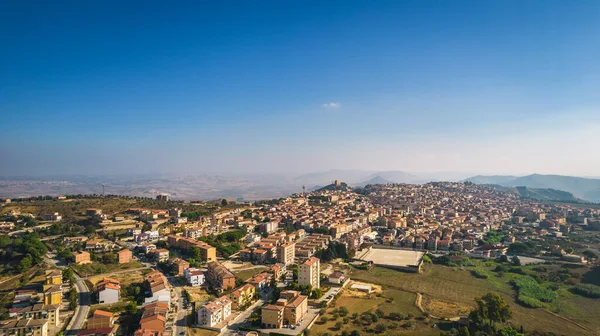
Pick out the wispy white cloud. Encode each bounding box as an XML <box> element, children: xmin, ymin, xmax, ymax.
<box><xmin>322</xmin><ymin>102</ymin><xmax>341</xmax><ymax>109</ymax></box>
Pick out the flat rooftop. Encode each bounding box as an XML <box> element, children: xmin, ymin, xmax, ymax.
<box><xmin>361</xmin><ymin>248</ymin><xmax>424</xmax><ymax>267</ymax></box>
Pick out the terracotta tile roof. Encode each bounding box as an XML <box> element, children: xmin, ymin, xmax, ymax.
<box><xmin>93</xmin><ymin>310</ymin><xmax>113</xmax><ymax>318</ymax></box>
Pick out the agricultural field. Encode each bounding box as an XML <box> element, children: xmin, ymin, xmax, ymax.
<box><xmin>187</xmin><ymin>327</ymin><xmax>218</xmax><ymax>336</ymax></box>
<box><xmin>347</xmin><ymin>263</ymin><xmax>600</xmax><ymax>336</ymax></box>
<box><xmin>184</xmin><ymin>286</ymin><xmax>214</xmax><ymax>305</ymax></box>
<box><xmin>232</xmin><ymin>266</ymin><xmax>267</xmax><ymax>282</ymax></box>
<box><xmin>88</xmin><ymin>269</ymin><xmax>146</xmax><ymax>287</ymax></box>
<box><xmin>309</xmin><ymin>282</ymin><xmax>438</xmax><ymax>336</ymax></box>
<box><xmin>72</xmin><ymin>260</ymin><xmax>146</xmax><ymax>277</ymax></box>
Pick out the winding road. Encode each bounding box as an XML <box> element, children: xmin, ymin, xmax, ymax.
<box><xmin>66</xmin><ymin>274</ymin><xmax>91</xmax><ymax>336</ymax></box>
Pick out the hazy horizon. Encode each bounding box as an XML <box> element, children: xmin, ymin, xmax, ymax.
<box><xmin>2</xmin><ymin>1</ymin><xmax>600</xmax><ymax>177</ymax></box>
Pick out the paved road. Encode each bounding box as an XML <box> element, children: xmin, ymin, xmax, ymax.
<box><xmin>219</xmin><ymin>288</ymin><xmax>272</xmax><ymax>336</ymax></box>
<box><xmin>169</xmin><ymin>277</ymin><xmax>188</xmax><ymax>336</ymax></box>
<box><xmin>66</xmin><ymin>274</ymin><xmax>91</xmax><ymax>336</ymax></box>
<box><xmin>8</xmin><ymin>223</ymin><xmax>54</xmax><ymax>236</ymax></box>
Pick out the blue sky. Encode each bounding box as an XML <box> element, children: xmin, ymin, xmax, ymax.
<box><xmin>1</xmin><ymin>1</ymin><xmax>600</xmax><ymax>176</ymax></box>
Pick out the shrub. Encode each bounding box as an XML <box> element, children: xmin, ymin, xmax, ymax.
<box><xmin>572</xmin><ymin>283</ymin><xmax>600</xmax><ymax>298</ymax></box>
<box><xmin>375</xmin><ymin>323</ymin><xmax>386</xmax><ymax>333</ymax></box>
<box><xmin>517</xmin><ymin>295</ymin><xmax>545</xmax><ymax>308</ymax></box>
<box><xmin>509</xmin><ymin>267</ymin><xmax>525</xmax><ymax>275</ymax></box>
<box><xmin>513</xmin><ymin>276</ymin><xmax>557</xmax><ymax>305</ymax></box>
<box><xmin>471</xmin><ymin>269</ymin><xmax>489</xmax><ymax>279</ymax></box>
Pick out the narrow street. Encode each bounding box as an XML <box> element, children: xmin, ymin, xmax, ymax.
<box><xmin>65</xmin><ymin>274</ymin><xmax>91</xmax><ymax>336</ymax></box>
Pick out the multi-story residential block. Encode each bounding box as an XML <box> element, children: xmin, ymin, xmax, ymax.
<box><xmin>43</xmin><ymin>285</ymin><xmax>61</xmax><ymax>305</ymax></box>
<box><xmin>205</xmin><ymin>262</ymin><xmax>235</xmax><ymax>290</ymax></box>
<box><xmin>167</xmin><ymin>235</ymin><xmax>217</xmax><ymax>262</ymax></box>
<box><xmin>151</xmin><ymin>249</ymin><xmax>169</xmax><ymax>262</ymax></box>
<box><xmin>299</xmin><ymin>257</ymin><xmax>320</xmax><ymax>289</ymax></box>
<box><xmin>117</xmin><ymin>249</ymin><xmax>132</xmax><ymax>264</ymax></box>
<box><xmin>87</xmin><ymin>310</ymin><xmax>114</xmax><ymax>329</ymax></box>
<box><xmin>45</xmin><ymin>270</ymin><xmax>62</xmax><ymax>286</ymax></box>
<box><xmin>72</xmin><ymin>251</ymin><xmax>92</xmax><ymax>265</ymax></box>
<box><xmin>137</xmin><ymin>301</ymin><xmax>169</xmax><ymax>335</ymax></box>
<box><xmin>261</xmin><ymin>290</ymin><xmax>308</xmax><ymax>329</ymax></box>
<box><xmin>11</xmin><ymin>304</ymin><xmax>60</xmax><ymax>327</ymax></box>
<box><xmin>0</xmin><ymin>318</ymin><xmax>48</xmax><ymax>336</ymax></box>
<box><xmin>197</xmin><ymin>296</ymin><xmax>232</xmax><ymax>327</ymax></box>
<box><xmin>144</xmin><ymin>271</ymin><xmax>170</xmax><ymax>304</ymax></box>
<box><xmin>277</xmin><ymin>242</ymin><xmax>295</xmax><ymax>265</ymax></box>
<box><xmin>98</xmin><ymin>278</ymin><xmax>120</xmax><ymax>304</ymax></box>
<box><xmin>184</xmin><ymin>268</ymin><xmax>205</xmax><ymax>287</ymax></box>
<box><xmin>169</xmin><ymin>258</ymin><xmax>190</xmax><ymax>276</ymax></box>
<box><xmin>228</xmin><ymin>284</ymin><xmax>256</xmax><ymax>310</ymax></box>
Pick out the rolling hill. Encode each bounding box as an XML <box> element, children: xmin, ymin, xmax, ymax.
<box><xmin>353</xmin><ymin>175</ymin><xmax>394</xmax><ymax>187</ymax></box>
<box><xmin>464</xmin><ymin>174</ymin><xmax>600</xmax><ymax>202</ymax></box>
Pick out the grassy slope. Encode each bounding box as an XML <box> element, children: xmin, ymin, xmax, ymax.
<box><xmin>350</xmin><ymin>264</ymin><xmax>598</xmax><ymax>336</ymax></box>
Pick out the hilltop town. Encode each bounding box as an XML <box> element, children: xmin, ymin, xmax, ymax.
<box><xmin>1</xmin><ymin>181</ymin><xmax>600</xmax><ymax>336</ymax></box>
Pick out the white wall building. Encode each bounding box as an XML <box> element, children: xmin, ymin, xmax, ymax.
<box><xmin>197</xmin><ymin>296</ymin><xmax>232</xmax><ymax>327</ymax></box>
<box><xmin>184</xmin><ymin>268</ymin><xmax>205</xmax><ymax>287</ymax></box>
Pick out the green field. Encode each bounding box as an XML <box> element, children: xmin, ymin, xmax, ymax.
<box><xmin>233</xmin><ymin>266</ymin><xmax>267</xmax><ymax>282</ymax></box>
<box><xmin>346</xmin><ymin>264</ymin><xmax>600</xmax><ymax>335</ymax></box>
<box><xmin>71</xmin><ymin>260</ymin><xmax>146</xmax><ymax>277</ymax></box>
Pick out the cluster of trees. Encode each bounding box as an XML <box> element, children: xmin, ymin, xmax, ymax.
<box><xmin>197</xmin><ymin>230</ymin><xmax>246</xmax><ymax>258</ymax></box>
<box><xmin>121</xmin><ymin>283</ymin><xmax>146</xmax><ymax>305</ymax></box>
<box><xmin>316</xmin><ymin>241</ymin><xmax>354</xmax><ymax>262</ymax></box>
<box><xmin>483</xmin><ymin>231</ymin><xmax>505</xmax><ymax>244</ymax></box>
<box><xmin>507</xmin><ymin>242</ymin><xmax>538</xmax><ymax>255</ymax></box>
<box><xmin>285</xmin><ymin>283</ymin><xmax>323</xmax><ymax>299</ymax></box>
<box><xmin>0</xmin><ymin>233</ymin><xmax>48</xmax><ymax>273</ymax></box>
<box><xmin>181</xmin><ymin>211</ymin><xmax>211</xmax><ymax>221</ymax></box>
<box><xmin>572</xmin><ymin>283</ymin><xmax>600</xmax><ymax>298</ymax></box>
<box><xmin>466</xmin><ymin>293</ymin><xmax>521</xmax><ymax>336</ymax></box>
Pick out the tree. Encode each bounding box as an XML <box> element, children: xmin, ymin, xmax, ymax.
<box><xmin>498</xmin><ymin>326</ymin><xmax>523</xmax><ymax>336</ymax></box>
<box><xmin>471</xmin><ymin>293</ymin><xmax>512</xmax><ymax>329</ymax></box>
<box><xmin>102</xmin><ymin>253</ymin><xmax>116</xmax><ymax>264</ymax></box>
<box><xmin>350</xmin><ymin>330</ymin><xmax>361</xmax><ymax>336</ymax></box>
<box><xmin>375</xmin><ymin>308</ymin><xmax>385</xmax><ymax>318</ymax></box>
<box><xmin>221</xmin><ymin>199</ymin><xmax>228</xmax><ymax>206</ymax></box>
<box><xmin>17</xmin><ymin>255</ymin><xmax>33</xmax><ymax>273</ymax></box>
<box><xmin>62</xmin><ymin>268</ymin><xmax>75</xmax><ymax>283</ymax></box>
<box><xmin>375</xmin><ymin>323</ymin><xmax>387</xmax><ymax>333</ymax></box>
<box><xmin>125</xmin><ymin>301</ymin><xmax>138</xmax><ymax>315</ymax></box>
<box><xmin>512</xmin><ymin>256</ymin><xmax>521</xmax><ymax>266</ymax></box>
<box><xmin>339</xmin><ymin>306</ymin><xmax>349</xmax><ymax>316</ymax></box>
<box><xmin>458</xmin><ymin>326</ymin><xmax>471</xmax><ymax>336</ymax></box>
<box><xmin>189</xmin><ymin>246</ymin><xmax>202</xmax><ymax>261</ymax></box>
<box><xmin>335</xmin><ymin>321</ymin><xmax>343</xmax><ymax>330</ymax></box>
<box><xmin>583</xmin><ymin>250</ymin><xmax>598</xmax><ymax>260</ymax></box>
<box><xmin>508</xmin><ymin>242</ymin><xmax>529</xmax><ymax>255</ymax></box>
<box><xmin>69</xmin><ymin>288</ymin><xmax>78</xmax><ymax>310</ymax></box>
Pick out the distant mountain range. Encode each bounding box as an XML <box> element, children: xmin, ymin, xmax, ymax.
<box><xmin>293</xmin><ymin>169</ymin><xmax>443</xmax><ymax>186</ymax></box>
<box><xmin>487</xmin><ymin>185</ymin><xmax>580</xmax><ymax>202</ymax></box>
<box><xmin>2</xmin><ymin>171</ymin><xmax>599</xmax><ymax>202</ymax></box>
<box><xmin>353</xmin><ymin>175</ymin><xmax>394</xmax><ymax>187</ymax></box>
<box><xmin>464</xmin><ymin>174</ymin><xmax>600</xmax><ymax>202</ymax></box>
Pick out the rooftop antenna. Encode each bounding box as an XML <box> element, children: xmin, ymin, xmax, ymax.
<box><xmin>102</xmin><ymin>184</ymin><xmax>105</xmax><ymax>197</ymax></box>
<box><xmin>302</xmin><ymin>185</ymin><xmax>306</xmax><ymax>198</ymax></box>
